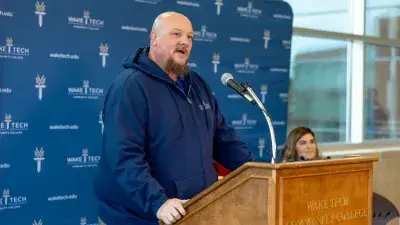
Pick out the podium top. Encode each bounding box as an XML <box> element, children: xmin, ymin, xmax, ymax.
<box><xmin>243</xmin><ymin>156</ymin><xmax>379</xmax><ymax>170</ymax></box>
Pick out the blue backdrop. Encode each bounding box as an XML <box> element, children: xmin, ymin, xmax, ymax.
<box><xmin>0</xmin><ymin>0</ymin><xmax>292</xmax><ymax>224</ymax></box>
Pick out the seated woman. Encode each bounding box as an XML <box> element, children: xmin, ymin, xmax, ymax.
<box><xmin>281</xmin><ymin>126</ymin><xmax>322</xmax><ymax>162</ymax></box>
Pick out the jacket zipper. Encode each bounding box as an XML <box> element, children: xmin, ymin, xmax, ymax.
<box><xmin>173</xmin><ymin>83</ymin><xmax>206</xmax><ymax>189</ymax></box>
<box><xmin>175</xmin><ymin>83</ymin><xmax>192</xmax><ymax>104</ymax></box>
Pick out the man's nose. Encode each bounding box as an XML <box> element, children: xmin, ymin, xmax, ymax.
<box><xmin>179</xmin><ymin>36</ymin><xmax>190</xmax><ymax>44</ymax></box>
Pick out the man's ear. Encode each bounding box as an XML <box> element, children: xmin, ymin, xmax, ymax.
<box><xmin>150</xmin><ymin>30</ymin><xmax>157</xmax><ymax>46</ymax></box>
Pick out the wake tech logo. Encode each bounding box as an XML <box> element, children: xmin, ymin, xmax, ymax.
<box><xmin>0</xmin><ymin>114</ymin><xmax>29</xmax><ymax>135</ymax></box>
<box><xmin>68</xmin><ymin>80</ymin><xmax>104</xmax><ymax>100</ymax></box>
<box><xmin>237</xmin><ymin>1</ymin><xmax>262</xmax><ymax>19</ymax></box>
<box><xmin>0</xmin><ymin>189</ymin><xmax>28</xmax><ymax>211</ymax></box>
<box><xmin>68</xmin><ymin>10</ymin><xmax>104</xmax><ymax>30</ymax></box>
<box><xmin>66</xmin><ymin>148</ymin><xmax>101</xmax><ymax>168</ymax></box>
<box><xmin>234</xmin><ymin>57</ymin><xmax>259</xmax><ymax>74</ymax></box>
<box><xmin>231</xmin><ymin>113</ymin><xmax>257</xmax><ymax>130</ymax></box>
<box><xmin>194</xmin><ymin>25</ymin><xmax>217</xmax><ymax>42</ymax></box>
<box><xmin>0</xmin><ymin>37</ymin><xmax>30</xmax><ymax>60</ymax></box>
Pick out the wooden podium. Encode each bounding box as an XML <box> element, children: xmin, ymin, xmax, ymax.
<box><xmin>163</xmin><ymin>157</ymin><xmax>378</xmax><ymax>225</ymax></box>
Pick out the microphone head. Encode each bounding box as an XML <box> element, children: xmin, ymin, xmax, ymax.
<box><xmin>221</xmin><ymin>73</ymin><xmax>233</xmax><ymax>86</ymax></box>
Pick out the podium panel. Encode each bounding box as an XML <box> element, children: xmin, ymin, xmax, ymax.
<box><xmin>174</xmin><ymin>167</ymin><xmax>273</xmax><ymax>225</ymax></box>
<box><xmin>160</xmin><ymin>157</ymin><xmax>378</xmax><ymax>225</ymax></box>
<box><xmin>277</xmin><ymin>160</ymin><xmax>373</xmax><ymax>225</ymax></box>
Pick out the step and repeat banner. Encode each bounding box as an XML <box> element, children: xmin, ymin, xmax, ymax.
<box><xmin>0</xmin><ymin>0</ymin><xmax>292</xmax><ymax>224</ymax></box>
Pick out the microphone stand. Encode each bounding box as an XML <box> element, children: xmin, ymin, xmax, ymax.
<box><xmin>240</xmin><ymin>81</ymin><xmax>277</xmax><ymax>164</ymax></box>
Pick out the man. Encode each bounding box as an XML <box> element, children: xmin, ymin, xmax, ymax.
<box><xmin>93</xmin><ymin>12</ymin><xmax>253</xmax><ymax>225</ymax></box>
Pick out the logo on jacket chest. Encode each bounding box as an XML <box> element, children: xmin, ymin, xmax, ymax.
<box><xmin>198</xmin><ymin>101</ymin><xmax>211</xmax><ymax>111</ymax></box>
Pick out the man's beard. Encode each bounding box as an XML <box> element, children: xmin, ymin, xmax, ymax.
<box><xmin>165</xmin><ymin>57</ymin><xmax>190</xmax><ymax>76</ymax></box>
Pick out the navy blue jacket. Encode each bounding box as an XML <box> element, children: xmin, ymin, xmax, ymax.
<box><xmin>93</xmin><ymin>47</ymin><xmax>253</xmax><ymax>225</ymax></box>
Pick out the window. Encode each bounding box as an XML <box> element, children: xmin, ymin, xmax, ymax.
<box><xmin>364</xmin><ymin>44</ymin><xmax>400</xmax><ymax>140</ymax></box>
<box><xmin>288</xmin><ymin>36</ymin><xmax>349</xmax><ymax>143</ymax></box>
<box><xmin>288</xmin><ymin>0</ymin><xmax>400</xmax><ymax>144</ymax></box>
<box><xmin>366</xmin><ymin>0</ymin><xmax>400</xmax><ymax>40</ymax></box>
<box><xmin>284</xmin><ymin>0</ymin><xmax>350</xmax><ymax>33</ymax></box>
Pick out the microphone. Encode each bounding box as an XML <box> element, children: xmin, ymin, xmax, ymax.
<box><xmin>300</xmin><ymin>156</ymin><xmax>309</xmax><ymax>161</ymax></box>
<box><xmin>221</xmin><ymin>73</ymin><xmax>256</xmax><ymax>105</ymax></box>
<box><xmin>220</xmin><ymin>74</ymin><xmax>277</xmax><ymax>164</ymax></box>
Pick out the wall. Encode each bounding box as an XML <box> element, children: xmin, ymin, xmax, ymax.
<box><xmin>0</xmin><ymin>0</ymin><xmax>293</xmax><ymax>224</ymax></box>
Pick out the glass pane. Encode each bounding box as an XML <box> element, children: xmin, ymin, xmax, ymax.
<box><xmin>288</xmin><ymin>36</ymin><xmax>349</xmax><ymax>143</ymax></box>
<box><xmin>366</xmin><ymin>0</ymin><xmax>400</xmax><ymax>40</ymax></box>
<box><xmin>284</xmin><ymin>0</ymin><xmax>350</xmax><ymax>33</ymax></box>
<box><xmin>365</xmin><ymin>45</ymin><xmax>400</xmax><ymax>140</ymax></box>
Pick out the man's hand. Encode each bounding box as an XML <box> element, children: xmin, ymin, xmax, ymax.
<box><xmin>157</xmin><ymin>198</ymin><xmax>189</xmax><ymax>224</ymax></box>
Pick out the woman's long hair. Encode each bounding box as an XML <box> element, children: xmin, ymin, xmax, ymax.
<box><xmin>281</xmin><ymin>126</ymin><xmax>321</xmax><ymax>162</ymax></box>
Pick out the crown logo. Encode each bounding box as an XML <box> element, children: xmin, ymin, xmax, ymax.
<box><xmin>99</xmin><ymin>43</ymin><xmax>108</xmax><ymax>53</ymax></box>
<box><xmin>35</xmin><ymin>2</ymin><xmax>46</xmax><ymax>12</ymax></box>
<box><xmin>261</xmin><ymin>84</ymin><xmax>268</xmax><ymax>92</ymax></box>
<box><xmin>80</xmin><ymin>217</ymin><xmax>87</xmax><ymax>225</ymax></box>
<box><xmin>213</xmin><ymin>53</ymin><xmax>220</xmax><ymax>61</ymax></box>
<box><xmin>4</xmin><ymin>113</ymin><xmax>11</xmax><ymax>121</ymax></box>
<box><xmin>242</xmin><ymin>113</ymin><xmax>248</xmax><ymax>120</ymax></box>
<box><xmin>83</xmin><ymin>10</ymin><xmax>90</xmax><ymax>17</ymax></box>
<box><xmin>201</xmin><ymin>25</ymin><xmax>207</xmax><ymax>31</ymax></box>
<box><xmin>245</xmin><ymin>57</ymin><xmax>250</xmax><ymax>63</ymax></box>
<box><xmin>264</xmin><ymin>29</ymin><xmax>270</xmax><ymax>37</ymax></box>
<box><xmin>6</xmin><ymin>37</ymin><xmax>13</xmax><ymax>45</ymax></box>
<box><xmin>33</xmin><ymin>220</ymin><xmax>43</xmax><ymax>225</ymax></box>
<box><xmin>36</xmin><ymin>75</ymin><xmax>46</xmax><ymax>85</ymax></box>
<box><xmin>216</xmin><ymin>0</ymin><xmax>223</xmax><ymax>3</ymax></box>
<box><xmin>82</xmin><ymin>148</ymin><xmax>89</xmax><ymax>156</ymax></box>
<box><xmin>248</xmin><ymin>1</ymin><xmax>253</xmax><ymax>8</ymax></box>
<box><xmin>34</xmin><ymin>147</ymin><xmax>45</xmax><ymax>158</ymax></box>
<box><xmin>259</xmin><ymin>138</ymin><xmax>265</xmax><ymax>146</ymax></box>
<box><xmin>3</xmin><ymin>189</ymin><xmax>10</xmax><ymax>197</ymax></box>
<box><xmin>83</xmin><ymin>80</ymin><xmax>89</xmax><ymax>87</ymax></box>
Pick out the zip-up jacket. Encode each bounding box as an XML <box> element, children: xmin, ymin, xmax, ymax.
<box><xmin>93</xmin><ymin>47</ymin><xmax>254</xmax><ymax>225</ymax></box>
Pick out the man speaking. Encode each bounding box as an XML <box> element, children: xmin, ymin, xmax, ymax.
<box><xmin>93</xmin><ymin>11</ymin><xmax>254</xmax><ymax>225</ymax></box>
